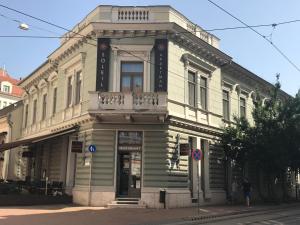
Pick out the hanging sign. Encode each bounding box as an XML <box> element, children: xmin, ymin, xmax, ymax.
<box><xmin>154</xmin><ymin>39</ymin><xmax>168</xmax><ymax>92</ymax></box>
<box><xmin>96</xmin><ymin>38</ymin><xmax>110</xmax><ymax>91</ymax></box>
<box><xmin>192</xmin><ymin>149</ymin><xmax>202</xmax><ymax>161</ymax></box>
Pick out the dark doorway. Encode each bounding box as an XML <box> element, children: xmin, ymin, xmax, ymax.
<box><xmin>117</xmin><ymin>131</ymin><xmax>142</xmax><ymax>198</ymax></box>
<box><xmin>117</xmin><ymin>151</ymin><xmax>141</xmax><ymax>197</ymax></box>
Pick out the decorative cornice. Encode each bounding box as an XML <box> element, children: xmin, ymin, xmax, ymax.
<box><xmin>168</xmin><ymin>115</ymin><xmax>223</xmax><ymax>136</ymax></box>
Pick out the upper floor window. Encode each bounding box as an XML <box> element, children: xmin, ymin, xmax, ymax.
<box><xmin>223</xmin><ymin>90</ymin><xmax>230</xmax><ymax>121</ymax></box>
<box><xmin>75</xmin><ymin>71</ymin><xmax>82</xmax><ymax>105</ymax></box>
<box><xmin>67</xmin><ymin>76</ymin><xmax>72</xmax><ymax>106</ymax></box>
<box><xmin>42</xmin><ymin>94</ymin><xmax>47</xmax><ymax>120</ymax></box>
<box><xmin>188</xmin><ymin>71</ymin><xmax>196</xmax><ymax>107</ymax></box>
<box><xmin>240</xmin><ymin>97</ymin><xmax>246</xmax><ymax>118</ymax></box>
<box><xmin>121</xmin><ymin>62</ymin><xmax>143</xmax><ymax>93</ymax></box>
<box><xmin>24</xmin><ymin>104</ymin><xmax>28</xmax><ymax>128</ymax></box>
<box><xmin>53</xmin><ymin>87</ymin><xmax>57</xmax><ymax>115</ymax></box>
<box><xmin>200</xmin><ymin>77</ymin><xmax>207</xmax><ymax>110</ymax></box>
<box><xmin>2</xmin><ymin>85</ymin><xmax>10</xmax><ymax>93</ymax></box>
<box><xmin>3</xmin><ymin>101</ymin><xmax>7</xmax><ymax>108</ymax></box>
<box><xmin>32</xmin><ymin>99</ymin><xmax>37</xmax><ymax>124</ymax></box>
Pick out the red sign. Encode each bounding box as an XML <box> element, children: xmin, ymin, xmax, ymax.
<box><xmin>192</xmin><ymin>149</ymin><xmax>202</xmax><ymax>161</ymax></box>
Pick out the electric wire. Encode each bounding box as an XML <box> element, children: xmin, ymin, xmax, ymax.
<box><xmin>0</xmin><ymin>3</ymin><xmax>281</xmax><ymax>102</ymax></box>
<box><xmin>207</xmin><ymin>0</ymin><xmax>300</xmax><ymax>73</ymax></box>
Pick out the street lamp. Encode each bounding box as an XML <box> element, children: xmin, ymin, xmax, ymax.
<box><xmin>18</xmin><ymin>23</ymin><xmax>29</xmax><ymax>30</ymax></box>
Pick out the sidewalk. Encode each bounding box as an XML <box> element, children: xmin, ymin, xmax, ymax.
<box><xmin>0</xmin><ymin>203</ymin><xmax>299</xmax><ymax>225</ymax></box>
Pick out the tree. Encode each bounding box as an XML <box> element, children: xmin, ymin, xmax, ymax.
<box><xmin>221</xmin><ymin>75</ymin><xmax>300</xmax><ymax>202</ymax></box>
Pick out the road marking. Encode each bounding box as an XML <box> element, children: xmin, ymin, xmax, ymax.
<box><xmin>199</xmin><ymin>209</ymin><xmax>210</xmax><ymax>212</ymax></box>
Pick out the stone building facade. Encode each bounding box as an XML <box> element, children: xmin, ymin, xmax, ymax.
<box><xmin>2</xmin><ymin>5</ymin><xmax>289</xmax><ymax>208</ymax></box>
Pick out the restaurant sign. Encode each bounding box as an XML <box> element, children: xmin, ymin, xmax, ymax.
<box><xmin>96</xmin><ymin>38</ymin><xmax>110</xmax><ymax>91</ymax></box>
<box><xmin>154</xmin><ymin>39</ymin><xmax>168</xmax><ymax>92</ymax></box>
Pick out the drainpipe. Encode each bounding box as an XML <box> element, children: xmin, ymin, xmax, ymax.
<box><xmin>88</xmin><ymin>152</ymin><xmax>93</xmax><ymax>206</ymax></box>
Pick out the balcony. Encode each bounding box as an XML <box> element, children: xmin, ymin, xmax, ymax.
<box><xmin>88</xmin><ymin>92</ymin><xmax>168</xmax><ymax>122</ymax></box>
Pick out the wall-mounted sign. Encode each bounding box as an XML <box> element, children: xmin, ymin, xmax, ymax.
<box><xmin>96</xmin><ymin>38</ymin><xmax>110</xmax><ymax>91</ymax></box>
<box><xmin>180</xmin><ymin>143</ymin><xmax>190</xmax><ymax>156</ymax></box>
<box><xmin>118</xmin><ymin>131</ymin><xmax>143</xmax><ymax>152</ymax></box>
<box><xmin>192</xmin><ymin>149</ymin><xmax>202</xmax><ymax>161</ymax></box>
<box><xmin>154</xmin><ymin>39</ymin><xmax>168</xmax><ymax>92</ymax></box>
<box><xmin>71</xmin><ymin>141</ymin><xmax>83</xmax><ymax>153</ymax></box>
<box><xmin>88</xmin><ymin>145</ymin><xmax>96</xmax><ymax>153</ymax></box>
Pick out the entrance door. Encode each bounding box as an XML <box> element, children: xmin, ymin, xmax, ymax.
<box><xmin>118</xmin><ymin>151</ymin><xmax>141</xmax><ymax>197</ymax></box>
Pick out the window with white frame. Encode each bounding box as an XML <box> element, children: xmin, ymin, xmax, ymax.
<box><xmin>67</xmin><ymin>76</ymin><xmax>72</xmax><ymax>107</ymax></box>
<box><xmin>52</xmin><ymin>87</ymin><xmax>57</xmax><ymax>115</ymax></box>
<box><xmin>32</xmin><ymin>99</ymin><xmax>37</xmax><ymax>124</ymax></box>
<box><xmin>223</xmin><ymin>90</ymin><xmax>230</xmax><ymax>121</ymax></box>
<box><xmin>42</xmin><ymin>94</ymin><xmax>47</xmax><ymax>120</ymax></box>
<box><xmin>240</xmin><ymin>97</ymin><xmax>246</xmax><ymax>118</ymax></box>
<box><xmin>200</xmin><ymin>76</ymin><xmax>207</xmax><ymax>110</ymax></box>
<box><xmin>188</xmin><ymin>71</ymin><xmax>196</xmax><ymax>107</ymax></box>
<box><xmin>121</xmin><ymin>62</ymin><xmax>143</xmax><ymax>93</ymax></box>
<box><xmin>75</xmin><ymin>70</ymin><xmax>82</xmax><ymax>105</ymax></box>
<box><xmin>24</xmin><ymin>104</ymin><xmax>28</xmax><ymax>128</ymax></box>
<box><xmin>2</xmin><ymin>85</ymin><xmax>10</xmax><ymax>93</ymax></box>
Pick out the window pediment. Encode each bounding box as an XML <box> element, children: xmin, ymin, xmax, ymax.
<box><xmin>182</xmin><ymin>53</ymin><xmax>216</xmax><ymax>74</ymax></box>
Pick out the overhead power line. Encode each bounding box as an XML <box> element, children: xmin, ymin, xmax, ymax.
<box><xmin>1</xmin><ymin>3</ymin><xmax>299</xmax><ymax>81</ymax></box>
<box><xmin>207</xmin><ymin>0</ymin><xmax>300</xmax><ymax>73</ymax></box>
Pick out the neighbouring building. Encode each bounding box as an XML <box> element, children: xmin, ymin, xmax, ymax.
<box><xmin>0</xmin><ymin>68</ymin><xmax>23</xmax><ymax>178</ymax></box>
<box><xmin>0</xmin><ymin>5</ymin><xmax>289</xmax><ymax>208</ymax></box>
<box><xmin>0</xmin><ymin>68</ymin><xmax>23</xmax><ymax>109</ymax></box>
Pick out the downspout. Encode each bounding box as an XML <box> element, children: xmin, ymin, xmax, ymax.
<box><xmin>88</xmin><ymin>152</ymin><xmax>93</xmax><ymax>206</ymax></box>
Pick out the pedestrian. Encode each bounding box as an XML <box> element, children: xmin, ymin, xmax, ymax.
<box><xmin>242</xmin><ymin>178</ymin><xmax>251</xmax><ymax>207</ymax></box>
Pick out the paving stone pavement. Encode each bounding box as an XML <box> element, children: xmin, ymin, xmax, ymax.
<box><xmin>0</xmin><ymin>203</ymin><xmax>299</xmax><ymax>225</ymax></box>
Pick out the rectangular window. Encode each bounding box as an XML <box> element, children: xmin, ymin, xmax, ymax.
<box><xmin>3</xmin><ymin>85</ymin><xmax>10</xmax><ymax>93</ymax></box>
<box><xmin>240</xmin><ymin>97</ymin><xmax>246</xmax><ymax>118</ymax></box>
<box><xmin>75</xmin><ymin>71</ymin><xmax>82</xmax><ymax>105</ymax></box>
<box><xmin>42</xmin><ymin>94</ymin><xmax>47</xmax><ymax>120</ymax></box>
<box><xmin>53</xmin><ymin>87</ymin><xmax>57</xmax><ymax>115</ymax></box>
<box><xmin>67</xmin><ymin>76</ymin><xmax>72</xmax><ymax>106</ymax></box>
<box><xmin>188</xmin><ymin>71</ymin><xmax>196</xmax><ymax>107</ymax></box>
<box><xmin>200</xmin><ymin>77</ymin><xmax>207</xmax><ymax>110</ymax></box>
<box><xmin>32</xmin><ymin>99</ymin><xmax>37</xmax><ymax>124</ymax></box>
<box><xmin>121</xmin><ymin>62</ymin><xmax>143</xmax><ymax>93</ymax></box>
<box><xmin>24</xmin><ymin>104</ymin><xmax>28</xmax><ymax>128</ymax></box>
<box><xmin>223</xmin><ymin>90</ymin><xmax>230</xmax><ymax>121</ymax></box>
<box><xmin>3</xmin><ymin>102</ymin><xmax>7</xmax><ymax>108</ymax></box>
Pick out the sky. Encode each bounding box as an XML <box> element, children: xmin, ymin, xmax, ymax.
<box><xmin>0</xmin><ymin>0</ymin><xmax>300</xmax><ymax>96</ymax></box>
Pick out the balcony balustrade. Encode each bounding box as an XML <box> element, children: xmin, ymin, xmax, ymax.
<box><xmin>89</xmin><ymin>91</ymin><xmax>167</xmax><ymax>113</ymax></box>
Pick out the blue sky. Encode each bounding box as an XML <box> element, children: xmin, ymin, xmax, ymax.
<box><xmin>0</xmin><ymin>0</ymin><xmax>299</xmax><ymax>95</ymax></box>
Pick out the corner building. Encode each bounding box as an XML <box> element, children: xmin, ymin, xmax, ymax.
<box><xmin>10</xmin><ymin>6</ymin><xmax>288</xmax><ymax>208</ymax></box>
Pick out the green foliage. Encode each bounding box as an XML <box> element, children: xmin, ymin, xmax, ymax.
<box><xmin>221</xmin><ymin>75</ymin><xmax>300</xmax><ymax>178</ymax></box>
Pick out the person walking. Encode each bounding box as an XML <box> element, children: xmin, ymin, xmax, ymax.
<box><xmin>242</xmin><ymin>178</ymin><xmax>251</xmax><ymax>207</ymax></box>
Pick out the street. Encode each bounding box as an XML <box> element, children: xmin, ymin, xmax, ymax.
<box><xmin>0</xmin><ymin>204</ymin><xmax>300</xmax><ymax>225</ymax></box>
<box><xmin>203</xmin><ymin>207</ymin><xmax>300</xmax><ymax>225</ymax></box>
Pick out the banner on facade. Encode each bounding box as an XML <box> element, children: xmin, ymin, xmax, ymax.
<box><xmin>154</xmin><ymin>39</ymin><xmax>168</xmax><ymax>92</ymax></box>
<box><xmin>96</xmin><ymin>38</ymin><xmax>110</xmax><ymax>92</ymax></box>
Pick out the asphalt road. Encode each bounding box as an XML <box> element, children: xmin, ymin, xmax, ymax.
<box><xmin>203</xmin><ymin>207</ymin><xmax>300</xmax><ymax>225</ymax></box>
